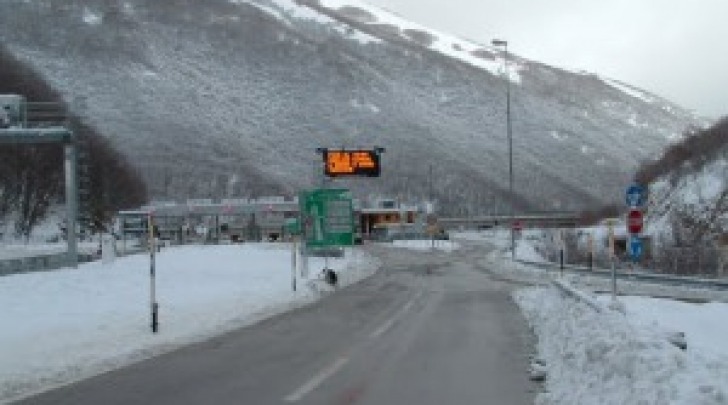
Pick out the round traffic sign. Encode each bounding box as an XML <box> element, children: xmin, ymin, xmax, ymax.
<box><xmin>627</xmin><ymin>209</ymin><xmax>643</xmax><ymax>234</ymax></box>
<box><xmin>626</xmin><ymin>184</ymin><xmax>646</xmax><ymax>207</ymax></box>
<box><xmin>628</xmin><ymin>235</ymin><xmax>643</xmax><ymax>261</ymax></box>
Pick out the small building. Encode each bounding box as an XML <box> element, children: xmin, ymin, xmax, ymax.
<box><xmin>358</xmin><ymin>198</ymin><xmax>420</xmax><ymax>241</ymax></box>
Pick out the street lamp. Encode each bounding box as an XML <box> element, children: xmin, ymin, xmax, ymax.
<box><xmin>492</xmin><ymin>38</ymin><xmax>515</xmax><ymax>260</ymax></box>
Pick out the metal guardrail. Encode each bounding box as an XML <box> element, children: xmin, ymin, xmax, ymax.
<box><xmin>518</xmin><ymin>259</ymin><xmax>728</xmax><ymax>291</ymax></box>
<box><xmin>551</xmin><ymin>279</ymin><xmax>604</xmax><ymax>312</ymax></box>
<box><xmin>549</xmin><ymin>276</ymin><xmax>688</xmax><ymax>350</ymax></box>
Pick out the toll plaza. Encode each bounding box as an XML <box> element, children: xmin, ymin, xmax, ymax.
<box><xmin>117</xmin><ymin>197</ymin><xmax>300</xmax><ymax>249</ymax></box>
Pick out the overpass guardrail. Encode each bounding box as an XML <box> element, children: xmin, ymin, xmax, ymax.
<box><xmin>517</xmin><ymin>259</ymin><xmax>728</xmax><ymax>291</ymax></box>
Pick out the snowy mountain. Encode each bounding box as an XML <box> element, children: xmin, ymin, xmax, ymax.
<box><xmin>0</xmin><ymin>0</ymin><xmax>700</xmax><ymax>214</ymax></box>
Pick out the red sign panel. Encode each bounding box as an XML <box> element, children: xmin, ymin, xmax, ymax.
<box><xmin>627</xmin><ymin>209</ymin><xmax>643</xmax><ymax>234</ymax></box>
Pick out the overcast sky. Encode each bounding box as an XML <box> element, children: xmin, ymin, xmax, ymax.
<box><xmin>365</xmin><ymin>0</ymin><xmax>727</xmax><ymax>119</ymax></box>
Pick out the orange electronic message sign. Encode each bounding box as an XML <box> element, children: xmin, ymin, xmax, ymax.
<box><xmin>323</xmin><ymin>149</ymin><xmax>381</xmax><ymax>177</ymax></box>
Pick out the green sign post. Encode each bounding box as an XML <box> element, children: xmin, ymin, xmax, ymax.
<box><xmin>299</xmin><ymin>188</ymin><xmax>354</xmax><ymax>248</ymax></box>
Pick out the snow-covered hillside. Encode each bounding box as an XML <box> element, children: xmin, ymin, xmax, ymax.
<box><xmin>647</xmin><ymin>156</ymin><xmax>728</xmax><ymax>246</ymax></box>
<box><xmin>645</xmin><ymin>125</ymin><xmax>728</xmax><ymax>248</ymax></box>
<box><xmin>0</xmin><ymin>0</ymin><xmax>699</xmax><ymax>213</ymax></box>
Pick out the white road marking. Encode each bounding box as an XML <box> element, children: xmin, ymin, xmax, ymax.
<box><xmin>369</xmin><ymin>316</ymin><xmax>397</xmax><ymax>339</ymax></box>
<box><xmin>284</xmin><ymin>357</ymin><xmax>349</xmax><ymax>402</ymax></box>
<box><xmin>369</xmin><ymin>295</ymin><xmax>417</xmax><ymax>339</ymax></box>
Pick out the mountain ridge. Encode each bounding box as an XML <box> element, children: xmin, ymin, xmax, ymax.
<box><xmin>0</xmin><ymin>0</ymin><xmax>700</xmax><ymax>214</ymax></box>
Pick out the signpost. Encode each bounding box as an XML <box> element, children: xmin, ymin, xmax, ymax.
<box><xmin>148</xmin><ymin>213</ymin><xmax>159</xmax><ymax>333</ymax></box>
<box><xmin>298</xmin><ymin>147</ymin><xmax>382</xmax><ymax>285</ymax></box>
<box><xmin>513</xmin><ymin>220</ymin><xmax>523</xmax><ymax>232</ymax></box>
<box><xmin>299</xmin><ymin>189</ymin><xmax>354</xmax><ymax>248</ymax></box>
<box><xmin>426</xmin><ymin>213</ymin><xmax>437</xmax><ymax>249</ymax></box>
<box><xmin>607</xmin><ymin>219</ymin><xmax>616</xmax><ymax>299</ymax></box>
<box><xmin>627</xmin><ymin>209</ymin><xmax>644</xmax><ymax>235</ymax></box>
<box><xmin>628</xmin><ymin>236</ymin><xmax>643</xmax><ymax>261</ymax></box>
<box><xmin>626</xmin><ymin>184</ymin><xmax>647</xmax><ymax>263</ymax></box>
<box><xmin>625</xmin><ymin>184</ymin><xmax>646</xmax><ymax>207</ymax></box>
<box><xmin>299</xmin><ymin>188</ymin><xmax>354</xmax><ymax>282</ymax></box>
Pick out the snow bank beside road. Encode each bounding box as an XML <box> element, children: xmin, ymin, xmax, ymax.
<box><xmin>515</xmin><ymin>286</ymin><xmax>728</xmax><ymax>404</ymax></box>
<box><xmin>460</xmin><ymin>227</ymin><xmax>728</xmax><ymax>402</ymax></box>
<box><xmin>614</xmin><ymin>296</ymin><xmax>728</xmax><ymax>361</ymax></box>
<box><xmin>0</xmin><ymin>244</ymin><xmax>379</xmax><ymax>403</ymax></box>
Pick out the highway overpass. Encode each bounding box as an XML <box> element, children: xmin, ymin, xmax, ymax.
<box><xmin>439</xmin><ymin>212</ymin><xmax>580</xmax><ymax>230</ymax></box>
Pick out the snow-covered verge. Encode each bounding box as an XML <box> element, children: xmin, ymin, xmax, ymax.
<box><xmin>516</xmin><ymin>286</ymin><xmax>728</xmax><ymax>404</ymax></box>
<box><xmin>604</xmin><ymin>295</ymin><xmax>728</xmax><ymax>361</ymax></box>
<box><xmin>0</xmin><ymin>244</ymin><xmax>379</xmax><ymax>403</ymax></box>
<box><xmin>461</xmin><ymin>228</ymin><xmax>728</xmax><ymax>402</ymax></box>
<box><xmin>0</xmin><ymin>242</ymin><xmax>99</xmax><ymax>260</ymax></box>
<box><xmin>389</xmin><ymin>239</ymin><xmax>459</xmax><ymax>252</ymax></box>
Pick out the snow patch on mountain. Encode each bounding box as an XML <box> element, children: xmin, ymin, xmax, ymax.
<box><xmin>82</xmin><ymin>7</ymin><xmax>102</xmax><ymax>26</ymax></box>
<box><xmin>601</xmin><ymin>77</ymin><xmax>655</xmax><ymax>104</ymax></box>
<box><xmin>349</xmin><ymin>98</ymin><xmax>380</xmax><ymax>113</ymax></box>
<box><xmin>318</xmin><ymin>0</ymin><xmax>522</xmax><ymax>83</ymax></box>
<box><xmin>233</xmin><ymin>0</ymin><xmax>381</xmax><ymax>44</ymax></box>
<box><xmin>550</xmin><ymin>131</ymin><xmax>567</xmax><ymax>141</ymax></box>
<box><xmin>241</xmin><ymin>1</ymin><xmax>292</xmax><ymax>26</ymax></box>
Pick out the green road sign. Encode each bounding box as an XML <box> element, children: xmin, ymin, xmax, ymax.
<box><xmin>299</xmin><ymin>188</ymin><xmax>354</xmax><ymax>247</ymax></box>
<box><xmin>284</xmin><ymin>217</ymin><xmax>301</xmax><ymax>236</ymax></box>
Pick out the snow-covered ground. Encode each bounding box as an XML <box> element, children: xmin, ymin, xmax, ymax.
<box><xmin>454</xmin><ymin>228</ymin><xmax>549</xmax><ymax>263</ymax></box>
<box><xmin>611</xmin><ymin>295</ymin><xmax>728</xmax><ymax>360</ymax></box>
<box><xmin>0</xmin><ymin>243</ymin><xmax>379</xmax><ymax>403</ymax></box>
<box><xmin>4</xmin><ymin>230</ymin><xmax>728</xmax><ymax>404</ymax></box>
<box><xmin>516</xmin><ymin>287</ymin><xmax>728</xmax><ymax>404</ymax></box>
<box><xmin>389</xmin><ymin>239</ymin><xmax>459</xmax><ymax>252</ymax></box>
<box><xmin>459</xmin><ymin>229</ymin><xmax>728</xmax><ymax>404</ymax></box>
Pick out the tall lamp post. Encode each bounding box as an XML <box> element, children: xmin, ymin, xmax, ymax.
<box><xmin>492</xmin><ymin>39</ymin><xmax>515</xmax><ymax>260</ymax></box>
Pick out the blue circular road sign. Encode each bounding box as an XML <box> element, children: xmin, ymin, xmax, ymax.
<box><xmin>626</xmin><ymin>184</ymin><xmax>646</xmax><ymax>207</ymax></box>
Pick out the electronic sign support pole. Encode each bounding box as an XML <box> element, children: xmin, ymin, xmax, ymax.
<box><xmin>122</xmin><ymin>219</ymin><xmax>127</xmax><ymax>256</ymax></box>
<box><xmin>429</xmin><ymin>164</ymin><xmax>435</xmax><ymax>249</ymax></box>
<box><xmin>64</xmin><ymin>143</ymin><xmax>79</xmax><ymax>268</ymax></box>
<box><xmin>291</xmin><ymin>238</ymin><xmax>297</xmax><ymax>292</ymax></box>
<box><xmin>611</xmin><ymin>260</ymin><xmax>617</xmax><ymax>301</ymax></box>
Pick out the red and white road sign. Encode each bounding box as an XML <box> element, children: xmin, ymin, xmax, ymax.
<box><xmin>627</xmin><ymin>209</ymin><xmax>643</xmax><ymax>234</ymax></box>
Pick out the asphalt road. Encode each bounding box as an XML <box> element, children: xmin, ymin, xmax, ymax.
<box><xmin>16</xmin><ymin>242</ymin><xmax>539</xmax><ymax>405</ymax></box>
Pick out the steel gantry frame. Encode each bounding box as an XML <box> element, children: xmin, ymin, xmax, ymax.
<box><xmin>0</xmin><ymin>98</ymin><xmax>79</xmax><ymax>267</ymax></box>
